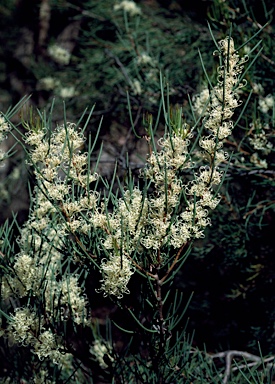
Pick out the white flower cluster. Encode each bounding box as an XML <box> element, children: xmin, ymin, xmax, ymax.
<box><xmin>193</xmin><ymin>88</ymin><xmax>210</xmax><ymax>117</ymax></box>
<box><xmin>169</xmin><ymin>37</ymin><xmax>246</xmax><ymax>247</ymax></box>
<box><xmin>249</xmin><ymin>131</ymin><xmax>273</xmax><ymax>155</ymax></box>
<box><xmin>131</xmin><ymin>79</ymin><xmax>142</xmax><ymax>95</ymax></box>
<box><xmin>204</xmin><ymin>38</ymin><xmax>247</xmax><ymax>139</ymax></box>
<box><xmin>22</xmin><ymin>122</ymin><xmax>98</xmax><ymax>246</ymax></box>
<box><xmin>92</xmin><ymin>37</ymin><xmax>247</xmax><ymax>297</ymax></box>
<box><xmin>2</xmin><ymin>224</ymin><xmax>88</xmax><ymax>366</ymax></box>
<box><xmin>59</xmin><ymin>276</ymin><xmax>88</xmax><ymax>325</ymax></box>
<box><xmin>0</xmin><ymin>122</ymin><xmax>99</xmax><ymax>366</ymax></box>
<box><xmin>142</xmin><ymin>131</ymin><xmax>192</xmax><ymax>249</ymax></box>
<box><xmin>59</xmin><ymin>86</ymin><xmax>76</xmax><ymax>98</ymax></box>
<box><xmin>114</xmin><ymin>0</ymin><xmax>142</xmax><ymax>16</ymax></box>
<box><xmin>1</xmin><ymin>37</ymin><xmax>246</xmax><ymax>306</ymax></box>
<box><xmin>48</xmin><ymin>44</ymin><xmax>71</xmax><ymax>65</ymax></box>
<box><xmin>1</xmin><ymin>121</ymin><xmax>95</xmax><ymax>318</ymax></box>
<box><xmin>145</xmin><ymin>131</ymin><xmax>220</xmax><ymax>249</ymax></box>
<box><xmin>258</xmin><ymin>94</ymin><xmax>274</xmax><ymax>114</ymax></box>
<box><xmin>248</xmin><ymin>120</ymin><xmax>273</xmax><ymax>168</ymax></box>
<box><xmin>91</xmin><ymin>188</ymin><xmax>146</xmax><ymax>297</ymax></box>
<box><xmin>91</xmin><ymin>128</ymin><xmax>191</xmax><ymax>296</ymax></box>
<box><xmin>90</xmin><ymin>340</ymin><xmax>114</xmax><ymax>369</ymax></box>
<box><xmin>37</xmin><ymin>76</ymin><xmax>61</xmax><ymax>91</ymax></box>
<box><xmin>19</xmin><ymin>122</ymin><xmax>96</xmax><ymax>261</ymax></box>
<box><xmin>250</xmin><ymin>152</ymin><xmax>268</xmax><ymax>168</ymax></box>
<box><xmin>37</xmin><ymin>77</ymin><xmax>77</xmax><ymax>99</ymax></box>
<box><xmin>7</xmin><ymin>308</ymin><xmax>72</xmax><ymax>365</ymax></box>
<box><xmin>25</xmin><ymin>122</ymin><xmax>97</xmax><ymax>192</ymax></box>
<box><xmin>0</xmin><ymin>114</ymin><xmax>10</xmax><ymax>162</ymax></box>
<box><xmin>0</xmin><ymin>114</ymin><xmax>10</xmax><ymax>142</ymax></box>
<box><xmin>252</xmin><ymin>82</ymin><xmax>263</xmax><ymax>95</ymax></box>
<box><xmin>31</xmin><ymin>369</ymin><xmax>53</xmax><ymax>384</ymax></box>
<box><xmin>98</xmin><ymin>254</ymin><xmax>134</xmax><ymax>298</ymax></box>
<box><xmin>92</xmin><ymin>188</ymin><xmax>148</xmax><ymax>252</ymax></box>
<box><xmin>7</xmin><ymin>307</ymin><xmax>39</xmax><ymax>346</ymax></box>
<box><xmin>2</xmin><ymin>221</ymin><xmax>89</xmax><ymax>323</ymax></box>
<box><xmin>136</xmin><ymin>52</ymin><xmax>156</xmax><ymax>66</ymax></box>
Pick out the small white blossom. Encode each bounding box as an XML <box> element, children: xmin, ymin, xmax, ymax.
<box><xmin>48</xmin><ymin>44</ymin><xmax>71</xmax><ymax>65</ymax></box>
<box><xmin>132</xmin><ymin>79</ymin><xmax>142</xmax><ymax>95</ymax></box>
<box><xmin>193</xmin><ymin>88</ymin><xmax>210</xmax><ymax>117</ymax></box>
<box><xmin>249</xmin><ymin>132</ymin><xmax>273</xmax><ymax>154</ymax></box>
<box><xmin>12</xmin><ymin>253</ymin><xmax>38</xmax><ymax>296</ymax></box>
<box><xmin>7</xmin><ymin>307</ymin><xmax>38</xmax><ymax>346</ymax></box>
<box><xmin>136</xmin><ymin>52</ymin><xmax>155</xmax><ymax>66</ymax></box>
<box><xmin>31</xmin><ymin>369</ymin><xmax>53</xmax><ymax>384</ymax></box>
<box><xmin>243</xmin><ymin>45</ymin><xmax>251</xmax><ymax>55</ymax></box>
<box><xmin>59</xmin><ymin>276</ymin><xmax>88</xmax><ymax>325</ymax></box>
<box><xmin>252</xmin><ymin>83</ymin><xmax>264</xmax><ymax>94</ymax></box>
<box><xmin>265</xmin><ymin>95</ymin><xmax>274</xmax><ymax>108</ymax></box>
<box><xmin>59</xmin><ymin>86</ymin><xmax>76</xmax><ymax>98</ymax></box>
<box><xmin>258</xmin><ymin>94</ymin><xmax>274</xmax><ymax>114</ymax></box>
<box><xmin>32</xmin><ymin>330</ymin><xmax>67</xmax><ymax>364</ymax></box>
<box><xmin>250</xmin><ymin>152</ymin><xmax>268</xmax><ymax>168</ymax></box>
<box><xmin>0</xmin><ymin>114</ymin><xmax>10</xmax><ymax>143</ymax></box>
<box><xmin>37</xmin><ymin>76</ymin><xmax>61</xmax><ymax>91</ymax></box>
<box><xmin>114</xmin><ymin>1</ymin><xmax>142</xmax><ymax>16</ymax></box>
<box><xmin>90</xmin><ymin>340</ymin><xmax>114</xmax><ymax>369</ymax></box>
<box><xmin>99</xmin><ymin>254</ymin><xmax>134</xmax><ymax>298</ymax></box>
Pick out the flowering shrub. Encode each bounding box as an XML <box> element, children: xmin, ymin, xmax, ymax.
<box><xmin>1</xmin><ymin>26</ymin><xmax>274</xmax><ymax>383</ymax></box>
<box><xmin>0</xmin><ymin>0</ymin><xmax>275</xmax><ymax>382</ymax></box>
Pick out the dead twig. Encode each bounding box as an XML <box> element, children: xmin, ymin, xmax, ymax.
<box><xmin>210</xmin><ymin>350</ymin><xmax>275</xmax><ymax>383</ymax></box>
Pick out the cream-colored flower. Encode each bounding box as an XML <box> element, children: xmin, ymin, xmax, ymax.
<box><xmin>59</xmin><ymin>276</ymin><xmax>88</xmax><ymax>325</ymax></box>
<box><xmin>136</xmin><ymin>52</ymin><xmax>155</xmax><ymax>66</ymax></box>
<box><xmin>250</xmin><ymin>152</ymin><xmax>268</xmax><ymax>168</ymax></box>
<box><xmin>37</xmin><ymin>76</ymin><xmax>60</xmax><ymax>91</ymax></box>
<box><xmin>48</xmin><ymin>44</ymin><xmax>71</xmax><ymax>65</ymax></box>
<box><xmin>252</xmin><ymin>83</ymin><xmax>263</xmax><ymax>94</ymax></box>
<box><xmin>114</xmin><ymin>1</ymin><xmax>141</xmax><ymax>16</ymax></box>
<box><xmin>0</xmin><ymin>113</ymin><xmax>10</xmax><ymax>163</ymax></box>
<box><xmin>59</xmin><ymin>86</ymin><xmax>76</xmax><ymax>98</ymax></box>
<box><xmin>12</xmin><ymin>253</ymin><xmax>38</xmax><ymax>295</ymax></box>
<box><xmin>99</xmin><ymin>254</ymin><xmax>134</xmax><ymax>298</ymax></box>
<box><xmin>7</xmin><ymin>307</ymin><xmax>38</xmax><ymax>346</ymax></box>
<box><xmin>131</xmin><ymin>79</ymin><xmax>142</xmax><ymax>95</ymax></box>
<box><xmin>193</xmin><ymin>88</ymin><xmax>210</xmax><ymax>116</ymax></box>
<box><xmin>90</xmin><ymin>340</ymin><xmax>114</xmax><ymax>369</ymax></box>
<box><xmin>32</xmin><ymin>330</ymin><xmax>67</xmax><ymax>365</ymax></box>
<box><xmin>258</xmin><ymin>94</ymin><xmax>274</xmax><ymax>114</ymax></box>
<box><xmin>249</xmin><ymin>132</ymin><xmax>273</xmax><ymax>154</ymax></box>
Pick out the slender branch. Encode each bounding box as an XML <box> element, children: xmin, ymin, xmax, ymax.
<box><xmin>260</xmin><ymin>53</ymin><xmax>275</xmax><ymax>66</ymax></box>
<box><xmin>38</xmin><ymin>0</ymin><xmax>51</xmax><ymax>48</ymax></box>
<box><xmin>125</xmin><ymin>253</ymin><xmax>156</xmax><ymax>279</ymax></box>
<box><xmin>243</xmin><ymin>199</ymin><xmax>275</xmax><ymax>219</ymax></box>
<box><xmin>160</xmin><ymin>242</ymin><xmax>187</xmax><ymax>284</ymax></box>
<box><xmin>105</xmin><ymin>49</ymin><xmax>132</xmax><ymax>86</ymax></box>
<box><xmin>153</xmin><ymin>266</ymin><xmax>165</xmax><ymax>384</ymax></box>
<box><xmin>210</xmin><ymin>350</ymin><xmax>275</xmax><ymax>384</ymax></box>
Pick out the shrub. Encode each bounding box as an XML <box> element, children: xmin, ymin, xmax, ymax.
<box><xmin>0</xmin><ymin>1</ymin><xmax>275</xmax><ymax>383</ymax></box>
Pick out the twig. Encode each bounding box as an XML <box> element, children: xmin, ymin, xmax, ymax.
<box><xmin>210</xmin><ymin>350</ymin><xmax>275</xmax><ymax>384</ymax></box>
<box><xmin>160</xmin><ymin>242</ymin><xmax>187</xmax><ymax>284</ymax></box>
<box><xmin>243</xmin><ymin>199</ymin><xmax>275</xmax><ymax>219</ymax></box>
<box><xmin>105</xmin><ymin>49</ymin><xmax>133</xmax><ymax>86</ymax></box>
<box><xmin>38</xmin><ymin>0</ymin><xmax>51</xmax><ymax>48</ymax></box>
<box><xmin>260</xmin><ymin>53</ymin><xmax>275</xmax><ymax>66</ymax></box>
<box><xmin>125</xmin><ymin>253</ymin><xmax>156</xmax><ymax>279</ymax></box>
